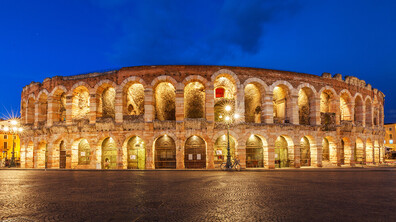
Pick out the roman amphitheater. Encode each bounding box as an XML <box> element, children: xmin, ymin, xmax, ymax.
<box><xmin>19</xmin><ymin>65</ymin><xmax>385</xmax><ymax>169</ymax></box>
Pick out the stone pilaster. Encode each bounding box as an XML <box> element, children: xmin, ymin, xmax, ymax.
<box><xmin>263</xmin><ymin>93</ymin><xmax>273</xmax><ymax>124</ymax></box>
<box><xmin>89</xmin><ymin>94</ymin><xmax>97</xmax><ymax>124</ymax></box>
<box><xmin>34</xmin><ymin>102</ymin><xmax>39</xmax><ymax>128</ymax></box>
<box><xmin>266</xmin><ymin>138</ymin><xmax>275</xmax><ymax>169</ymax></box>
<box><xmin>115</xmin><ymin>89</ymin><xmax>123</xmax><ymax>123</ymax></box>
<box><xmin>311</xmin><ymin>98</ymin><xmax>321</xmax><ymax>125</ymax></box>
<box><xmin>47</xmin><ymin>98</ymin><xmax>54</xmax><ymax>127</ymax></box>
<box><xmin>289</xmin><ymin>95</ymin><xmax>299</xmax><ymax>124</ymax></box>
<box><xmin>236</xmin><ymin>86</ymin><xmax>245</xmax><ymax>122</ymax></box>
<box><xmin>176</xmin><ymin>138</ymin><xmax>184</xmax><ymax>169</ymax></box>
<box><xmin>65</xmin><ymin>95</ymin><xmax>73</xmax><ymax>125</ymax></box>
<box><xmin>237</xmin><ymin>141</ymin><xmax>246</xmax><ymax>169</ymax></box>
<box><xmin>312</xmin><ymin>139</ymin><xmax>322</xmax><ymax>167</ymax></box>
<box><xmin>294</xmin><ymin>143</ymin><xmax>301</xmax><ymax>168</ymax></box>
<box><xmin>205</xmin><ymin>87</ymin><xmax>214</xmax><ymax>122</ymax></box>
<box><xmin>206</xmin><ymin>141</ymin><xmax>215</xmax><ymax>169</ymax></box>
<box><xmin>175</xmin><ymin>88</ymin><xmax>184</xmax><ymax>121</ymax></box>
<box><xmin>144</xmin><ymin>89</ymin><xmax>154</xmax><ymax>122</ymax></box>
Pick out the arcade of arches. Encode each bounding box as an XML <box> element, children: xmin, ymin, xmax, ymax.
<box><xmin>19</xmin><ymin>66</ymin><xmax>385</xmax><ymax>169</ymax></box>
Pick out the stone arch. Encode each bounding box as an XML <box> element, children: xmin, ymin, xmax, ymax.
<box><xmin>153</xmin><ymin>134</ymin><xmax>176</xmax><ymax>169</ymax></box>
<box><xmin>300</xmin><ymin>135</ymin><xmax>316</xmax><ymax>166</ymax></box>
<box><xmin>244</xmin><ymin>79</ymin><xmax>266</xmax><ymax>123</ymax></box>
<box><xmin>95</xmin><ymin>80</ymin><xmax>117</xmax><ymax>118</ymax></box>
<box><xmin>69</xmin><ymin>81</ymin><xmax>92</xmax><ymax>95</ymax></box>
<box><xmin>297</xmin><ymin>84</ymin><xmax>316</xmax><ymax>125</ymax></box>
<box><xmin>365</xmin><ymin>97</ymin><xmax>373</xmax><ymax>127</ymax></box>
<box><xmin>274</xmin><ymin>135</ymin><xmax>293</xmax><ymax>168</ymax></box>
<box><xmin>151</xmin><ymin>75</ymin><xmax>178</xmax><ymax>89</ymax></box>
<box><xmin>123</xmin><ymin>81</ymin><xmax>145</xmax><ymax>117</ymax></box>
<box><xmin>322</xmin><ymin>136</ymin><xmax>337</xmax><ymax>166</ymax></box>
<box><xmin>213</xmin><ymin>134</ymin><xmax>237</xmax><ymax>167</ymax></box>
<box><xmin>34</xmin><ymin>140</ymin><xmax>47</xmax><ymax>168</ymax></box>
<box><xmin>354</xmin><ymin>94</ymin><xmax>364</xmax><ymax>125</ymax></box>
<box><xmin>184</xmin><ymin>81</ymin><xmax>205</xmax><ymax>119</ymax></box>
<box><xmin>154</xmin><ymin>81</ymin><xmax>176</xmax><ymax>121</ymax></box>
<box><xmin>355</xmin><ymin>137</ymin><xmax>364</xmax><ymax>164</ymax></box>
<box><xmin>213</xmin><ymin>72</ymin><xmax>238</xmax><ymax>122</ymax></box>
<box><xmin>340</xmin><ymin>90</ymin><xmax>353</xmax><ymax>121</ymax></box>
<box><xmin>120</xmin><ymin>76</ymin><xmax>148</xmax><ymax>89</ymax></box>
<box><xmin>71</xmin><ymin>85</ymin><xmax>90</xmax><ymax>119</ymax></box>
<box><xmin>245</xmin><ymin>134</ymin><xmax>267</xmax><ymax>168</ymax></box>
<box><xmin>37</xmin><ymin>91</ymin><xmax>49</xmax><ymax>124</ymax></box>
<box><xmin>124</xmin><ymin>135</ymin><xmax>146</xmax><ymax>169</ymax></box>
<box><xmin>184</xmin><ymin>135</ymin><xmax>207</xmax><ymax>169</ymax></box>
<box><xmin>341</xmin><ymin>137</ymin><xmax>352</xmax><ymax>165</ymax></box>
<box><xmin>271</xmin><ymin>82</ymin><xmax>293</xmax><ymax>124</ymax></box>
<box><xmin>366</xmin><ymin>138</ymin><xmax>374</xmax><ymax>163</ymax></box>
<box><xmin>211</xmin><ymin>69</ymin><xmax>241</xmax><ymax>86</ymax></box>
<box><xmin>182</xmin><ymin>75</ymin><xmax>209</xmax><ymax>88</ymax></box>
<box><xmin>100</xmin><ymin>137</ymin><xmax>119</xmax><ymax>169</ymax></box>
<box><xmin>50</xmin><ymin>86</ymin><xmax>67</xmax><ymax>123</ymax></box>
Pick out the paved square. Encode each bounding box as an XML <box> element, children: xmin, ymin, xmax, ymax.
<box><xmin>0</xmin><ymin>169</ymin><xmax>395</xmax><ymax>221</ymax></box>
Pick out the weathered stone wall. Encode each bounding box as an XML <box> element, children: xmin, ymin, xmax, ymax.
<box><xmin>19</xmin><ymin>65</ymin><xmax>386</xmax><ymax>170</ymax></box>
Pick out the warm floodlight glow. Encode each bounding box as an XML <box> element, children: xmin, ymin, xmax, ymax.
<box><xmin>18</xmin><ymin>128</ymin><xmax>23</xmax><ymax>132</ymax></box>
<box><xmin>225</xmin><ymin>105</ymin><xmax>231</xmax><ymax>111</ymax></box>
<box><xmin>4</xmin><ymin>126</ymin><xmax>9</xmax><ymax>132</ymax></box>
<box><xmin>219</xmin><ymin>115</ymin><xmax>223</xmax><ymax>119</ymax></box>
<box><xmin>12</xmin><ymin>127</ymin><xmax>17</xmax><ymax>131</ymax></box>
<box><xmin>225</xmin><ymin>116</ymin><xmax>230</xmax><ymax>121</ymax></box>
<box><xmin>11</xmin><ymin>120</ymin><xmax>17</xmax><ymax>125</ymax></box>
<box><xmin>234</xmin><ymin>113</ymin><xmax>240</xmax><ymax>119</ymax></box>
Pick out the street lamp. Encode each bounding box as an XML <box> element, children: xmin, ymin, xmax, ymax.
<box><xmin>3</xmin><ymin>120</ymin><xmax>23</xmax><ymax>167</ymax></box>
<box><xmin>221</xmin><ymin>105</ymin><xmax>240</xmax><ymax>169</ymax></box>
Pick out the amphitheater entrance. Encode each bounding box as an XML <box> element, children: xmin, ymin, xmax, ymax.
<box><xmin>59</xmin><ymin>140</ymin><xmax>66</xmax><ymax>169</ymax></box>
<box><xmin>275</xmin><ymin>136</ymin><xmax>289</xmax><ymax>168</ymax></box>
<box><xmin>34</xmin><ymin>142</ymin><xmax>47</xmax><ymax>169</ymax></box>
<box><xmin>300</xmin><ymin>137</ymin><xmax>311</xmax><ymax>166</ymax></box>
<box><xmin>355</xmin><ymin>138</ymin><xmax>364</xmax><ymax>164</ymax></box>
<box><xmin>214</xmin><ymin>135</ymin><xmax>236</xmax><ymax>167</ymax></box>
<box><xmin>127</xmin><ymin>136</ymin><xmax>146</xmax><ymax>169</ymax></box>
<box><xmin>102</xmin><ymin>137</ymin><xmax>117</xmax><ymax>169</ymax></box>
<box><xmin>246</xmin><ymin>135</ymin><xmax>264</xmax><ymax>168</ymax></box>
<box><xmin>155</xmin><ymin>135</ymin><xmax>176</xmax><ymax>169</ymax></box>
<box><xmin>78</xmin><ymin>139</ymin><xmax>91</xmax><ymax>166</ymax></box>
<box><xmin>366</xmin><ymin>139</ymin><xmax>373</xmax><ymax>163</ymax></box>
<box><xmin>184</xmin><ymin>135</ymin><xmax>206</xmax><ymax>169</ymax></box>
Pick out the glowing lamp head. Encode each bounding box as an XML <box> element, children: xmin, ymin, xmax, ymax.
<box><xmin>234</xmin><ymin>113</ymin><xmax>240</xmax><ymax>119</ymax></box>
<box><xmin>18</xmin><ymin>128</ymin><xmax>23</xmax><ymax>132</ymax></box>
<box><xmin>225</xmin><ymin>105</ymin><xmax>231</xmax><ymax>112</ymax></box>
<box><xmin>219</xmin><ymin>115</ymin><xmax>223</xmax><ymax>119</ymax></box>
<box><xmin>4</xmin><ymin>126</ymin><xmax>9</xmax><ymax>132</ymax></box>
<box><xmin>225</xmin><ymin>116</ymin><xmax>230</xmax><ymax>121</ymax></box>
<box><xmin>10</xmin><ymin>120</ymin><xmax>17</xmax><ymax>125</ymax></box>
<box><xmin>12</xmin><ymin>127</ymin><xmax>17</xmax><ymax>131</ymax></box>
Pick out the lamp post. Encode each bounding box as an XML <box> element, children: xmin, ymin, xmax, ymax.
<box><xmin>221</xmin><ymin>105</ymin><xmax>240</xmax><ymax>169</ymax></box>
<box><xmin>3</xmin><ymin>120</ymin><xmax>23</xmax><ymax>167</ymax></box>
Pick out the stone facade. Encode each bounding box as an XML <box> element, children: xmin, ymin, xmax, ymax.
<box><xmin>19</xmin><ymin>65</ymin><xmax>386</xmax><ymax>169</ymax></box>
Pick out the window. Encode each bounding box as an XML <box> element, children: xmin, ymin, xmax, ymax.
<box><xmin>13</xmin><ymin>135</ymin><xmax>17</xmax><ymax>140</ymax></box>
<box><xmin>390</xmin><ymin>134</ymin><xmax>393</xmax><ymax>139</ymax></box>
<box><xmin>390</xmin><ymin>128</ymin><xmax>393</xmax><ymax>131</ymax></box>
<box><xmin>4</xmin><ymin>135</ymin><xmax>7</xmax><ymax>139</ymax></box>
<box><xmin>390</xmin><ymin>140</ymin><xmax>394</xmax><ymax>144</ymax></box>
<box><xmin>3</xmin><ymin>142</ymin><xmax>7</xmax><ymax>149</ymax></box>
<box><xmin>215</xmin><ymin>87</ymin><xmax>225</xmax><ymax>98</ymax></box>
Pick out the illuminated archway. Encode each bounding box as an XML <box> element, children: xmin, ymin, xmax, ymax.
<box><xmin>124</xmin><ymin>83</ymin><xmax>145</xmax><ymax>116</ymax></box>
<box><xmin>298</xmin><ymin>87</ymin><xmax>314</xmax><ymax>125</ymax></box>
<box><xmin>244</xmin><ymin>83</ymin><xmax>261</xmax><ymax>123</ymax></box>
<box><xmin>300</xmin><ymin>136</ymin><xmax>311</xmax><ymax>166</ymax></box>
<box><xmin>275</xmin><ymin>136</ymin><xmax>290</xmax><ymax>168</ymax></box>
<box><xmin>127</xmin><ymin>136</ymin><xmax>146</xmax><ymax>169</ymax></box>
<box><xmin>72</xmin><ymin>86</ymin><xmax>90</xmax><ymax>119</ymax></box>
<box><xmin>154</xmin><ymin>135</ymin><xmax>176</xmax><ymax>169</ymax></box>
<box><xmin>246</xmin><ymin>134</ymin><xmax>265</xmax><ymax>168</ymax></box>
<box><xmin>184</xmin><ymin>82</ymin><xmax>205</xmax><ymax>119</ymax></box>
<box><xmin>155</xmin><ymin>82</ymin><xmax>176</xmax><ymax>121</ymax></box>
<box><xmin>78</xmin><ymin>139</ymin><xmax>91</xmax><ymax>165</ymax></box>
<box><xmin>184</xmin><ymin>135</ymin><xmax>206</xmax><ymax>168</ymax></box>
<box><xmin>214</xmin><ymin>135</ymin><xmax>236</xmax><ymax>166</ymax></box>
<box><xmin>273</xmin><ymin>85</ymin><xmax>291</xmax><ymax>123</ymax></box>
<box><xmin>102</xmin><ymin>137</ymin><xmax>117</xmax><ymax>169</ymax></box>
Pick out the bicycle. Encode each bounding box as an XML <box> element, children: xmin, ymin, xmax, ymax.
<box><xmin>220</xmin><ymin>159</ymin><xmax>241</xmax><ymax>171</ymax></box>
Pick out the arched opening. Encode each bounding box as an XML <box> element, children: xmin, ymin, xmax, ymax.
<box><xmin>26</xmin><ymin>142</ymin><xmax>34</xmax><ymax>168</ymax></box>
<box><xmin>214</xmin><ymin>75</ymin><xmax>236</xmax><ymax>122</ymax></box>
<box><xmin>320</xmin><ymin>89</ymin><xmax>337</xmax><ymax>128</ymax></box>
<box><xmin>184</xmin><ymin>82</ymin><xmax>205</xmax><ymax>119</ymax></box>
<box><xmin>59</xmin><ymin>140</ymin><xmax>66</xmax><ymax>168</ymax></box>
<box><xmin>127</xmin><ymin>136</ymin><xmax>146</xmax><ymax>169</ymax></box>
<box><xmin>214</xmin><ymin>135</ymin><xmax>236</xmax><ymax>166</ymax></box>
<box><xmin>275</xmin><ymin>136</ymin><xmax>290</xmax><ymax>168</ymax></box>
<box><xmin>341</xmin><ymin>138</ymin><xmax>352</xmax><ymax>165</ymax></box>
<box><xmin>355</xmin><ymin>138</ymin><xmax>364</xmax><ymax>164</ymax></box>
<box><xmin>366</xmin><ymin>139</ymin><xmax>373</xmax><ymax>163</ymax></box>
<box><xmin>38</xmin><ymin>93</ymin><xmax>48</xmax><ymax>124</ymax></box>
<box><xmin>300</xmin><ymin>136</ymin><xmax>311</xmax><ymax>166</ymax></box>
<box><xmin>322</xmin><ymin>137</ymin><xmax>337</xmax><ymax>166</ymax></box>
<box><xmin>273</xmin><ymin>85</ymin><xmax>291</xmax><ymax>124</ymax></box>
<box><xmin>354</xmin><ymin>96</ymin><xmax>364</xmax><ymax>126</ymax></box>
<box><xmin>246</xmin><ymin>134</ymin><xmax>265</xmax><ymax>168</ymax></box>
<box><xmin>340</xmin><ymin>92</ymin><xmax>352</xmax><ymax>121</ymax></box>
<box><xmin>72</xmin><ymin>86</ymin><xmax>90</xmax><ymax>119</ymax></box>
<box><xmin>124</xmin><ymin>83</ymin><xmax>145</xmax><ymax>118</ymax></box>
<box><xmin>184</xmin><ymin>135</ymin><xmax>206</xmax><ymax>169</ymax></box>
<box><xmin>154</xmin><ymin>135</ymin><xmax>176</xmax><ymax>169</ymax></box>
<box><xmin>379</xmin><ymin>106</ymin><xmax>384</xmax><ymax>126</ymax></box>
<box><xmin>27</xmin><ymin>97</ymin><xmax>35</xmax><ymax>124</ymax></box>
<box><xmin>322</xmin><ymin>138</ymin><xmax>330</xmax><ymax>162</ymax></box>
<box><xmin>244</xmin><ymin>83</ymin><xmax>262</xmax><ymax>123</ymax></box>
<box><xmin>78</xmin><ymin>139</ymin><xmax>91</xmax><ymax>166</ymax></box>
<box><xmin>97</xmin><ymin>85</ymin><xmax>115</xmax><ymax>118</ymax></box>
<box><xmin>34</xmin><ymin>142</ymin><xmax>47</xmax><ymax>168</ymax></box>
<box><xmin>374</xmin><ymin>140</ymin><xmax>380</xmax><ymax>163</ymax></box>
<box><xmin>298</xmin><ymin>87</ymin><xmax>314</xmax><ymax>125</ymax></box>
<box><xmin>102</xmin><ymin>137</ymin><xmax>117</xmax><ymax>169</ymax></box>
<box><xmin>365</xmin><ymin>99</ymin><xmax>372</xmax><ymax>127</ymax></box>
<box><xmin>155</xmin><ymin>82</ymin><xmax>176</xmax><ymax>121</ymax></box>
<box><xmin>52</xmin><ymin>90</ymin><xmax>66</xmax><ymax>123</ymax></box>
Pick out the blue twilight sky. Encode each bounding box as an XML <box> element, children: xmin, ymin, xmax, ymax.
<box><xmin>0</xmin><ymin>0</ymin><xmax>395</xmax><ymax>121</ymax></box>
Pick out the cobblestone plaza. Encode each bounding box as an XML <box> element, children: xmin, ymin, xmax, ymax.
<box><xmin>0</xmin><ymin>169</ymin><xmax>395</xmax><ymax>221</ymax></box>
